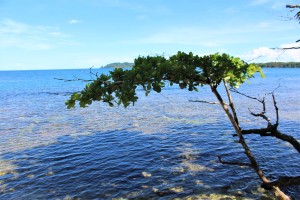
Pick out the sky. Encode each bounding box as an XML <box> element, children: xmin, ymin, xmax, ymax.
<box><xmin>0</xmin><ymin>0</ymin><xmax>299</xmax><ymax>70</ymax></box>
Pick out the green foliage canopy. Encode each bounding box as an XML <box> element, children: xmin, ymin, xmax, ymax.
<box><xmin>66</xmin><ymin>52</ymin><xmax>263</xmax><ymax>109</ymax></box>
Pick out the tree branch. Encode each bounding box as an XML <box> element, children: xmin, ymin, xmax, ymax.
<box><xmin>188</xmin><ymin>100</ymin><xmax>221</xmax><ymax>105</ymax></box>
<box><xmin>54</xmin><ymin>77</ymin><xmax>94</xmax><ymax>82</ymax></box>
<box><xmin>217</xmin><ymin>156</ymin><xmax>252</xmax><ymax>167</ymax></box>
<box><xmin>286</xmin><ymin>4</ymin><xmax>300</xmax><ymax>9</ymax></box>
<box><xmin>230</xmin><ymin>88</ymin><xmax>263</xmax><ymax>103</ymax></box>
<box><xmin>235</xmin><ymin>129</ymin><xmax>300</xmax><ymax>154</ymax></box>
<box><xmin>223</xmin><ymin>80</ymin><xmax>240</xmax><ymax>128</ymax></box>
<box><xmin>248</xmin><ymin>107</ymin><xmax>272</xmax><ymax>125</ymax></box>
<box><xmin>262</xmin><ymin>176</ymin><xmax>300</xmax><ymax>188</ymax></box>
<box><xmin>271</xmin><ymin>45</ymin><xmax>300</xmax><ymax>50</ymax></box>
<box><xmin>272</xmin><ymin>94</ymin><xmax>279</xmax><ymax>128</ymax></box>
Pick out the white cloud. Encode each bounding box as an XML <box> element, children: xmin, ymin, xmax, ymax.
<box><xmin>239</xmin><ymin>45</ymin><xmax>300</xmax><ymax>62</ymax></box>
<box><xmin>0</xmin><ymin>19</ymin><xmax>69</xmax><ymax>50</ymax></box>
<box><xmin>128</xmin><ymin>23</ymin><xmax>287</xmax><ymax>48</ymax></box>
<box><xmin>68</xmin><ymin>19</ymin><xmax>82</xmax><ymax>24</ymax></box>
<box><xmin>129</xmin><ymin>27</ymin><xmax>236</xmax><ymax>47</ymax></box>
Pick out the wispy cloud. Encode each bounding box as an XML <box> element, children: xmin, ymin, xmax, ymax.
<box><xmin>239</xmin><ymin>44</ymin><xmax>300</xmax><ymax>62</ymax></box>
<box><xmin>0</xmin><ymin>19</ymin><xmax>70</xmax><ymax>50</ymax></box>
<box><xmin>128</xmin><ymin>27</ymin><xmax>237</xmax><ymax>47</ymax></box>
<box><xmin>127</xmin><ymin>21</ymin><xmax>293</xmax><ymax>48</ymax></box>
<box><xmin>68</xmin><ymin>19</ymin><xmax>82</xmax><ymax>24</ymax></box>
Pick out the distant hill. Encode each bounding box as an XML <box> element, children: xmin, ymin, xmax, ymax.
<box><xmin>103</xmin><ymin>62</ymin><xmax>300</xmax><ymax>69</ymax></box>
<box><xmin>103</xmin><ymin>62</ymin><xmax>134</xmax><ymax>68</ymax></box>
<box><xmin>255</xmin><ymin>62</ymin><xmax>300</xmax><ymax>68</ymax></box>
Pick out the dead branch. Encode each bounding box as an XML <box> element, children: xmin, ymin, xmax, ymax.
<box><xmin>262</xmin><ymin>176</ymin><xmax>300</xmax><ymax>188</ymax></box>
<box><xmin>231</xmin><ymin>88</ymin><xmax>300</xmax><ymax>154</ymax></box>
<box><xmin>286</xmin><ymin>5</ymin><xmax>300</xmax><ymax>9</ymax></box>
<box><xmin>248</xmin><ymin>107</ymin><xmax>272</xmax><ymax>126</ymax></box>
<box><xmin>234</xmin><ymin>129</ymin><xmax>300</xmax><ymax>154</ymax></box>
<box><xmin>188</xmin><ymin>100</ymin><xmax>221</xmax><ymax>105</ymax></box>
<box><xmin>273</xmin><ymin>47</ymin><xmax>300</xmax><ymax>50</ymax></box>
<box><xmin>272</xmin><ymin>94</ymin><xmax>279</xmax><ymax>128</ymax></box>
<box><xmin>217</xmin><ymin>156</ymin><xmax>252</xmax><ymax>167</ymax></box>
<box><xmin>230</xmin><ymin>88</ymin><xmax>263</xmax><ymax>103</ymax></box>
<box><xmin>54</xmin><ymin>77</ymin><xmax>94</xmax><ymax>82</ymax></box>
<box><xmin>89</xmin><ymin>66</ymin><xmax>99</xmax><ymax>78</ymax></box>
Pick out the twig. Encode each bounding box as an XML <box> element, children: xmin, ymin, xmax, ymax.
<box><xmin>188</xmin><ymin>100</ymin><xmax>220</xmax><ymax>105</ymax></box>
<box><xmin>272</xmin><ymin>47</ymin><xmax>300</xmax><ymax>50</ymax></box>
<box><xmin>248</xmin><ymin>107</ymin><xmax>272</xmax><ymax>126</ymax></box>
<box><xmin>270</xmin><ymin>84</ymin><xmax>281</xmax><ymax>94</ymax></box>
<box><xmin>54</xmin><ymin>77</ymin><xmax>94</xmax><ymax>82</ymax></box>
<box><xmin>230</xmin><ymin>88</ymin><xmax>263</xmax><ymax>103</ymax></box>
<box><xmin>272</xmin><ymin>94</ymin><xmax>279</xmax><ymax>128</ymax></box>
<box><xmin>89</xmin><ymin>66</ymin><xmax>99</xmax><ymax>78</ymax></box>
<box><xmin>217</xmin><ymin>156</ymin><xmax>252</xmax><ymax>167</ymax></box>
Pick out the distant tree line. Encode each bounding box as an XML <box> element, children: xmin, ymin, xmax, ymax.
<box><xmin>104</xmin><ymin>62</ymin><xmax>300</xmax><ymax>69</ymax></box>
<box><xmin>103</xmin><ymin>62</ymin><xmax>134</xmax><ymax>68</ymax></box>
<box><xmin>256</xmin><ymin>62</ymin><xmax>300</xmax><ymax>68</ymax></box>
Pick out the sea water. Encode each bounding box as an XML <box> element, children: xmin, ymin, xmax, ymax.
<box><xmin>0</xmin><ymin>68</ymin><xmax>299</xmax><ymax>199</ymax></box>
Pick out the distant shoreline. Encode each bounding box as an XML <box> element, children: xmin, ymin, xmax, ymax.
<box><xmin>103</xmin><ymin>62</ymin><xmax>300</xmax><ymax>68</ymax></box>
<box><xmin>1</xmin><ymin>62</ymin><xmax>299</xmax><ymax>72</ymax></box>
<box><xmin>255</xmin><ymin>62</ymin><xmax>300</xmax><ymax>68</ymax></box>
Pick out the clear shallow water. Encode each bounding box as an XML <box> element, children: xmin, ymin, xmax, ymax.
<box><xmin>0</xmin><ymin>68</ymin><xmax>299</xmax><ymax>199</ymax></box>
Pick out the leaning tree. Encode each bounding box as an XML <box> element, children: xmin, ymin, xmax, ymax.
<box><xmin>66</xmin><ymin>52</ymin><xmax>299</xmax><ymax>199</ymax></box>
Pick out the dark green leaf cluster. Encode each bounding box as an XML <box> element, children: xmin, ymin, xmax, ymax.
<box><xmin>66</xmin><ymin>52</ymin><xmax>263</xmax><ymax>108</ymax></box>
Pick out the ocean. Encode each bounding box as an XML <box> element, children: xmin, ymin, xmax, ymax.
<box><xmin>0</xmin><ymin>68</ymin><xmax>299</xmax><ymax>199</ymax></box>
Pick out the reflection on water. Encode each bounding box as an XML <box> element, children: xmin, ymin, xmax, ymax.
<box><xmin>0</xmin><ymin>68</ymin><xmax>299</xmax><ymax>199</ymax></box>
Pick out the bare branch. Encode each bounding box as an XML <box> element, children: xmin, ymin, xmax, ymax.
<box><xmin>188</xmin><ymin>100</ymin><xmax>221</xmax><ymax>105</ymax></box>
<box><xmin>217</xmin><ymin>156</ymin><xmax>252</xmax><ymax>167</ymax></box>
<box><xmin>262</xmin><ymin>176</ymin><xmax>300</xmax><ymax>188</ymax></box>
<box><xmin>234</xmin><ymin>128</ymin><xmax>271</xmax><ymax>136</ymax></box>
<box><xmin>272</xmin><ymin>94</ymin><xmax>279</xmax><ymax>128</ymax></box>
<box><xmin>274</xmin><ymin>47</ymin><xmax>300</xmax><ymax>50</ymax></box>
<box><xmin>89</xmin><ymin>66</ymin><xmax>99</xmax><ymax>78</ymax></box>
<box><xmin>269</xmin><ymin>84</ymin><xmax>281</xmax><ymax>94</ymax></box>
<box><xmin>230</xmin><ymin>88</ymin><xmax>263</xmax><ymax>103</ymax></box>
<box><xmin>286</xmin><ymin>5</ymin><xmax>300</xmax><ymax>9</ymax></box>
<box><xmin>54</xmin><ymin>77</ymin><xmax>94</xmax><ymax>82</ymax></box>
<box><xmin>248</xmin><ymin>107</ymin><xmax>272</xmax><ymax>126</ymax></box>
<box><xmin>235</xmin><ymin>129</ymin><xmax>300</xmax><ymax>154</ymax></box>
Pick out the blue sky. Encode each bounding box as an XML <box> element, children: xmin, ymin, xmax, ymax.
<box><xmin>0</xmin><ymin>0</ymin><xmax>299</xmax><ymax>70</ymax></box>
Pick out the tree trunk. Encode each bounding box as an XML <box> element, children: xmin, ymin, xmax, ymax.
<box><xmin>210</xmin><ymin>82</ymin><xmax>291</xmax><ymax>200</ymax></box>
